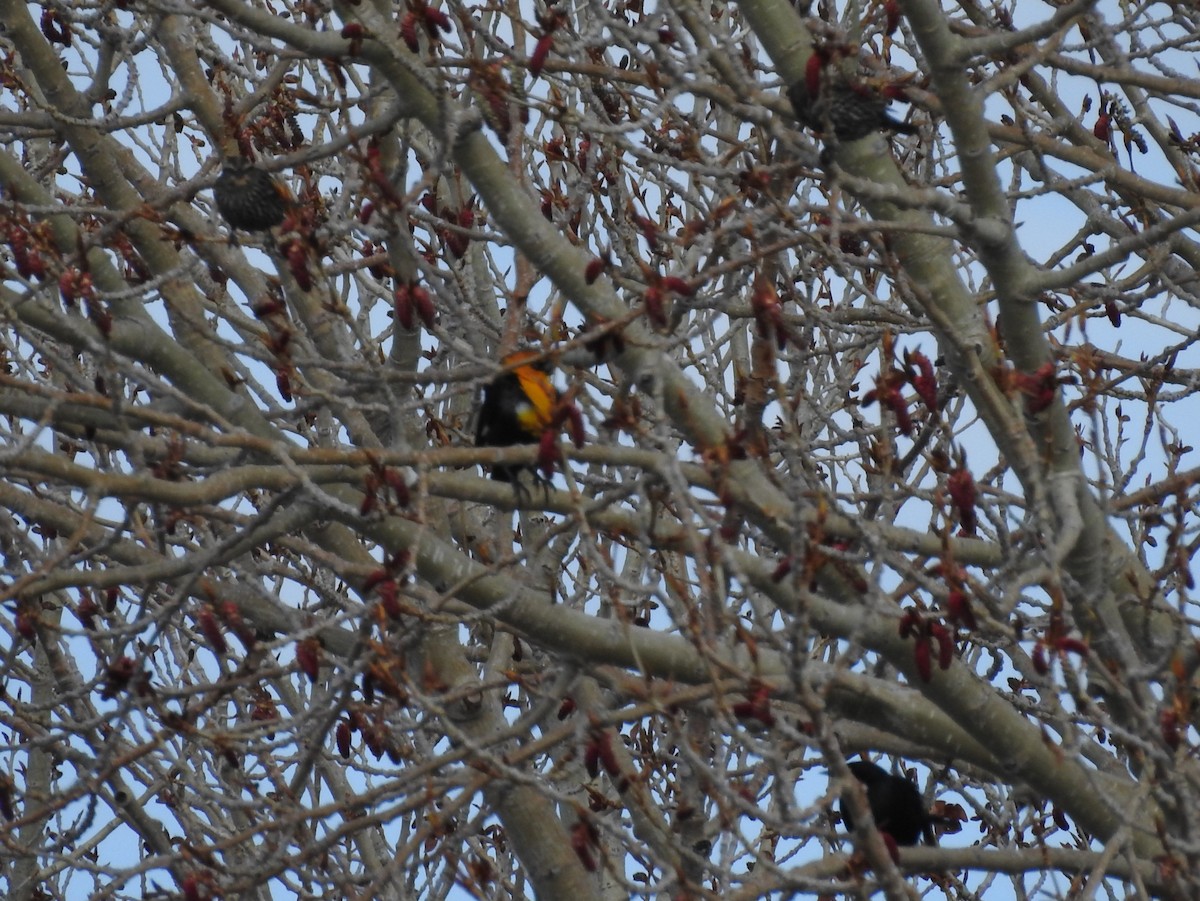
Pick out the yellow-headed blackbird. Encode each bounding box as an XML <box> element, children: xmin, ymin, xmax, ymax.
<box><xmin>213</xmin><ymin>158</ymin><xmax>291</xmax><ymax>231</ymax></box>
<box><xmin>475</xmin><ymin>350</ymin><xmax>558</xmax><ymax>483</ymax></box>
<box><xmin>840</xmin><ymin>760</ymin><xmax>937</xmax><ymax>847</ymax></box>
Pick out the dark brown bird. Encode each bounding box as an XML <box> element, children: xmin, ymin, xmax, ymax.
<box><xmin>840</xmin><ymin>760</ymin><xmax>938</xmax><ymax>847</ymax></box>
<box><xmin>213</xmin><ymin>157</ymin><xmax>292</xmax><ymax>231</ymax></box>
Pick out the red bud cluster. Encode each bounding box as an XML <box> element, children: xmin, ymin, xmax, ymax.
<box><xmin>58</xmin><ymin>267</ymin><xmax>94</xmax><ymax>308</ymax></box>
<box><xmin>15</xmin><ymin>601</ymin><xmax>38</xmax><ymax>643</ymax></box>
<box><xmin>5</xmin><ymin>222</ymin><xmax>48</xmax><ymax>280</ymax></box>
<box><xmin>250</xmin><ymin>692</ymin><xmax>277</xmax><ymax>728</ymax></box>
<box><xmin>1010</xmin><ymin>361</ymin><xmax>1071</xmax><ymax>414</ymax></box>
<box><xmin>863</xmin><ymin>368</ymin><xmax>912</xmax><ymax>435</ymax></box>
<box><xmin>339</xmin><ymin>22</ymin><xmax>367</xmax><ymax>55</ymax></box>
<box><xmin>904</xmin><ymin>350</ymin><xmax>939</xmax><ymax>411</ymax></box>
<box><xmin>40</xmin><ymin>8</ymin><xmax>72</xmax><ymax>45</ymax></box>
<box><xmin>553</xmin><ymin>396</ymin><xmax>587</xmax><ymax>449</ymax></box>
<box><xmin>282</xmin><ymin>238</ymin><xmax>312</xmax><ymax>292</ymax></box>
<box><xmin>1159</xmin><ymin>710</ymin><xmax>1181</xmax><ymax>750</ymax></box>
<box><xmin>101</xmin><ymin>656</ymin><xmax>149</xmax><ymax>699</ymax></box>
<box><xmin>212</xmin><ymin>599</ymin><xmax>256</xmax><ymax>650</ymax></box>
<box><xmin>750</xmin><ymin>279</ymin><xmax>790</xmax><ymax>350</ymax></box>
<box><xmin>250</xmin><ymin>292</ymin><xmax>287</xmax><ymax>320</ymax></box>
<box><xmin>274</xmin><ymin>366</ymin><xmax>292</xmax><ymax>402</ymax></box>
<box><xmin>946</xmin><ymin>465</ymin><xmax>978</xmax><ymax>536</ymax></box>
<box><xmin>181</xmin><ymin>872</ymin><xmax>216</xmax><ymax>901</ymax></box>
<box><xmin>770</xmin><ymin>556</ymin><xmax>793</xmax><ymax>582</ymax></box>
<box><xmin>76</xmin><ymin>589</ymin><xmax>99</xmax><ymax>631</ymax></box>
<box><xmin>296</xmin><ymin>637</ymin><xmax>322</xmax><ymax>683</ymax></box>
<box><xmin>584</xmin><ymin>252</ymin><xmax>611</xmax><ymax>284</ymax></box>
<box><xmin>863</xmin><ymin>344</ymin><xmax>942</xmax><ymax>435</ymax></box>
<box><xmin>570</xmin><ymin>818</ymin><xmax>600</xmax><ymax>871</ymax></box>
<box><xmin>537</xmin><ymin>429</ymin><xmax>560</xmax><ymax>480</ymax></box>
<box><xmin>362</xmin><ymin>546</ymin><xmax>413</xmax><ymax>620</ymax></box>
<box><xmin>632</xmin><ymin>212</ymin><xmax>659</xmax><ymax>250</ymax></box>
<box><xmin>732</xmin><ymin>679</ymin><xmax>776</xmax><ymax>727</ymax></box>
<box><xmin>360</xmin><ymin>459</ymin><xmax>412</xmax><ymax>517</ymax></box>
<box><xmin>400</xmin><ymin>0</ymin><xmax>452</xmax><ymax>52</ymax></box>
<box><xmin>430</xmin><ymin>201</ymin><xmax>475</xmax><ymax>258</ymax></box>
<box><xmin>197</xmin><ymin>605</ymin><xmax>227</xmax><ymax>654</ymax></box>
<box><xmin>400</xmin><ymin>13</ymin><xmax>419</xmax><ymax>51</ymax></box>
<box><xmin>359</xmin><ymin>139</ymin><xmax>406</xmax><ymax>211</ymax></box>
<box><xmin>583</xmin><ymin>727</ymin><xmax>621</xmax><ymax>779</ymax></box>
<box><xmin>530</xmin><ymin>34</ymin><xmax>554</xmax><ymax>77</ymax></box>
<box><xmin>883</xmin><ymin>0</ymin><xmax>901</xmax><ymax>35</ymax></box>
<box><xmin>946</xmin><ymin>587</ymin><xmax>977</xmax><ymax>630</ymax></box>
<box><xmin>468</xmin><ymin>62</ymin><xmax>517</xmax><ymax>135</ymax></box>
<box><xmin>804</xmin><ymin>52</ymin><xmax>824</xmax><ymax>99</ymax></box>
<box><xmin>393</xmin><ymin>281</ymin><xmax>436</xmax><ymax>331</ymax></box>
<box><xmin>533</xmin><ymin>390</ymin><xmax>587</xmax><ymax>479</ymax></box>
<box><xmin>898</xmin><ymin>609</ymin><xmax>955</xmax><ymax>682</ymax></box>
<box><xmin>1031</xmin><ymin>635</ymin><xmax>1089</xmax><ymax>676</ymax></box>
<box><xmin>640</xmin><ymin>269</ymin><xmax>696</xmax><ymax>330</ymax></box>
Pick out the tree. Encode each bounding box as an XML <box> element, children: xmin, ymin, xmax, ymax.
<box><xmin>1</xmin><ymin>0</ymin><xmax>1198</xmax><ymax>898</ymax></box>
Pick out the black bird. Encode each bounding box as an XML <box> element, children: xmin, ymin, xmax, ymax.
<box><xmin>213</xmin><ymin>157</ymin><xmax>292</xmax><ymax>231</ymax></box>
<box><xmin>840</xmin><ymin>759</ymin><xmax>937</xmax><ymax>847</ymax></box>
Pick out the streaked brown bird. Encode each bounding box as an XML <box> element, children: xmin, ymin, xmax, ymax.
<box><xmin>213</xmin><ymin>157</ymin><xmax>292</xmax><ymax>231</ymax></box>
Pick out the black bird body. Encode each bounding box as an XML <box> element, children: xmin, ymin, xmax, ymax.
<box><xmin>841</xmin><ymin>760</ymin><xmax>936</xmax><ymax>847</ymax></box>
<box><xmin>214</xmin><ymin>158</ymin><xmax>291</xmax><ymax>231</ymax></box>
